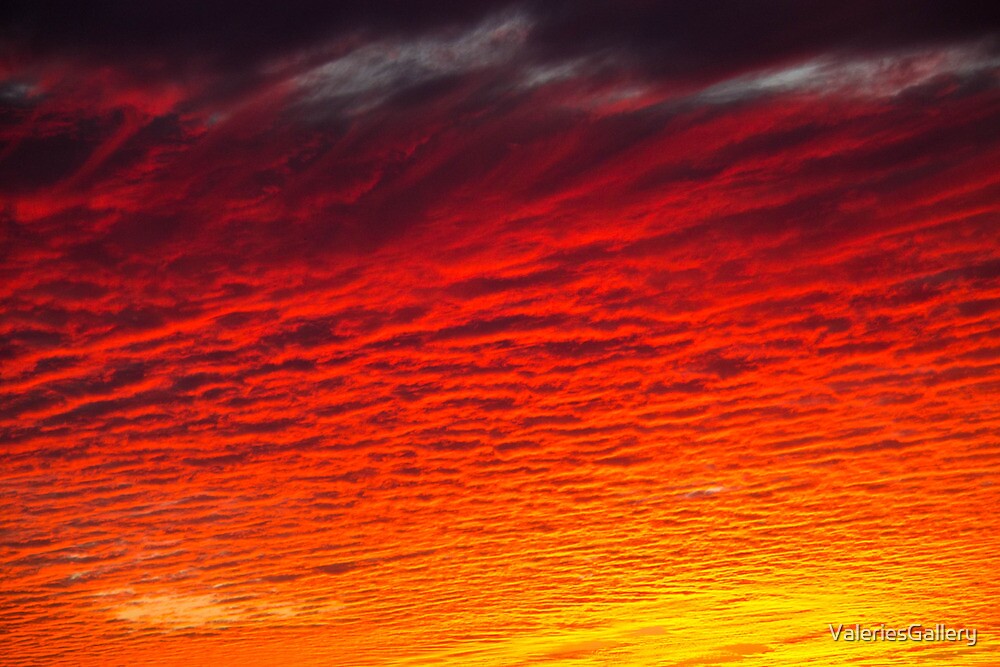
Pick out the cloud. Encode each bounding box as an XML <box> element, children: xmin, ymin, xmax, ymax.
<box><xmin>293</xmin><ymin>10</ymin><xmax>533</xmax><ymax>115</ymax></box>
<box><xmin>694</xmin><ymin>41</ymin><xmax>1000</xmax><ymax>103</ymax></box>
<box><xmin>314</xmin><ymin>561</ymin><xmax>358</xmax><ymax>575</ymax></box>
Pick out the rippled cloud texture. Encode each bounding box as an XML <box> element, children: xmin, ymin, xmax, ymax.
<box><xmin>2</xmin><ymin>2</ymin><xmax>999</xmax><ymax>665</ymax></box>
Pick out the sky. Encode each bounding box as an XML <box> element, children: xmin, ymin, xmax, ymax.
<box><xmin>1</xmin><ymin>2</ymin><xmax>999</xmax><ymax>666</ymax></box>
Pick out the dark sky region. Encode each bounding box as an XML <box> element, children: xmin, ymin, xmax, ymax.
<box><xmin>1</xmin><ymin>2</ymin><xmax>999</xmax><ymax>666</ymax></box>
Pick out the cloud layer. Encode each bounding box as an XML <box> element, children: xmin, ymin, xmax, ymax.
<box><xmin>2</xmin><ymin>5</ymin><xmax>999</xmax><ymax>666</ymax></box>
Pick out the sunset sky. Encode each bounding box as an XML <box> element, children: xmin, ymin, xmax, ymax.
<box><xmin>2</xmin><ymin>2</ymin><xmax>999</xmax><ymax>666</ymax></box>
